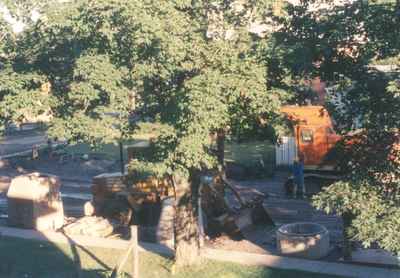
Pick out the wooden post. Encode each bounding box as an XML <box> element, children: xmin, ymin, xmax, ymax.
<box><xmin>131</xmin><ymin>225</ymin><xmax>139</xmax><ymax>278</ymax></box>
<box><xmin>111</xmin><ymin>225</ymin><xmax>139</xmax><ymax>278</ymax></box>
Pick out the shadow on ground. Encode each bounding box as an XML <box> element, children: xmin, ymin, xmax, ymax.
<box><xmin>0</xmin><ymin>235</ymin><xmax>124</xmax><ymax>278</ymax></box>
<box><xmin>0</xmin><ymin>235</ymin><xmax>345</xmax><ymax>278</ymax></box>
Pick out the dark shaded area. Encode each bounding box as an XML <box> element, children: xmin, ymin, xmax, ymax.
<box><xmin>0</xmin><ymin>236</ymin><xmax>118</xmax><ymax>278</ymax></box>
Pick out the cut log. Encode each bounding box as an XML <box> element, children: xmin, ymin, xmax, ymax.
<box><xmin>222</xmin><ymin>177</ymin><xmax>245</xmax><ymax>208</ymax></box>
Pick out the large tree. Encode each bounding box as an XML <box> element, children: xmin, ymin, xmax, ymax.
<box><xmin>0</xmin><ymin>0</ymin><xmax>285</xmax><ymax>266</ymax></box>
<box><xmin>109</xmin><ymin>0</ymin><xmax>285</xmax><ymax>265</ymax></box>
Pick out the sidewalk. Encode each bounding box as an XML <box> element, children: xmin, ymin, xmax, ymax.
<box><xmin>0</xmin><ymin>133</ymin><xmax>47</xmax><ymax>156</ymax></box>
<box><xmin>202</xmin><ymin>248</ymin><xmax>399</xmax><ymax>278</ymax></box>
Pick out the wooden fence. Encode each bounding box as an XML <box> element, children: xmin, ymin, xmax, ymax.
<box><xmin>111</xmin><ymin>226</ymin><xmax>139</xmax><ymax>278</ymax></box>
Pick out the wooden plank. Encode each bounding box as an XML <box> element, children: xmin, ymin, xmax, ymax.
<box><xmin>110</xmin><ymin>226</ymin><xmax>139</xmax><ymax>277</ymax></box>
<box><xmin>132</xmin><ymin>226</ymin><xmax>139</xmax><ymax>278</ymax></box>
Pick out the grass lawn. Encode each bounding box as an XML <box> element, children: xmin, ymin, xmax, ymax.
<box><xmin>225</xmin><ymin>140</ymin><xmax>275</xmax><ymax>165</ymax></box>
<box><xmin>225</xmin><ymin>140</ymin><xmax>276</xmax><ymax>177</ymax></box>
<box><xmin>60</xmin><ymin>139</ymin><xmax>148</xmax><ymax>161</ymax></box>
<box><xmin>63</xmin><ymin>139</ymin><xmax>276</xmax><ymax>167</ymax></box>
<box><xmin>0</xmin><ymin>237</ymin><xmax>346</xmax><ymax>278</ymax></box>
<box><xmin>66</xmin><ymin>139</ymin><xmax>275</xmax><ymax>165</ymax></box>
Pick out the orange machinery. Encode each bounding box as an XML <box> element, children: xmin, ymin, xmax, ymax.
<box><xmin>281</xmin><ymin>105</ymin><xmax>342</xmax><ymax>172</ymax></box>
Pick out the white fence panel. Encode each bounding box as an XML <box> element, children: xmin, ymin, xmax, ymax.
<box><xmin>275</xmin><ymin>136</ymin><xmax>297</xmax><ymax>166</ymax></box>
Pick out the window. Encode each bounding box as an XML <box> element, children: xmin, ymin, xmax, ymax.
<box><xmin>301</xmin><ymin>129</ymin><xmax>313</xmax><ymax>143</ymax></box>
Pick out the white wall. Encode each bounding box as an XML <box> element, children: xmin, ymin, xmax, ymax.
<box><xmin>275</xmin><ymin>136</ymin><xmax>297</xmax><ymax>166</ymax></box>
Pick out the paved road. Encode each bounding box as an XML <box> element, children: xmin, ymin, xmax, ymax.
<box><xmin>0</xmin><ymin>133</ymin><xmax>47</xmax><ymax>156</ymax></box>
<box><xmin>0</xmin><ymin>130</ymin><xmax>90</xmax><ymax>217</ymax></box>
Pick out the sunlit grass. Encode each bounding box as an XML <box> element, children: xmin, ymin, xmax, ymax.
<box><xmin>0</xmin><ymin>237</ymin><xmax>347</xmax><ymax>278</ymax></box>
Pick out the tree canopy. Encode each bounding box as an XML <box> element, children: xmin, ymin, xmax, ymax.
<box><xmin>0</xmin><ymin>0</ymin><xmax>286</xmax><ymax>265</ymax></box>
<box><xmin>1</xmin><ymin>0</ymin><xmax>286</xmax><ymax>157</ymax></box>
<box><xmin>2</xmin><ymin>0</ymin><xmax>400</xmax><ymax>260</ymax></box>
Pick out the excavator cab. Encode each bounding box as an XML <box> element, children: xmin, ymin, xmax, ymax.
<box><xmin>281</xmin><ymin>106</ymin><xmax>341</xmax><ymax>171</ymax></box>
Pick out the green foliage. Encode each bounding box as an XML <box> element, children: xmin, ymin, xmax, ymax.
<box><xmin>327</xmin><ymin>72</ymin><xmax>400</xmax><ymax>133</ymax></box>
<box><xmin>313</xmin><ymin>128</ymin><xmax>400</xmax><ymax>253</ymax></box>
<box><xmin>106</xmin><ymin>0</ymin><xmax>285</xmax><ymax>177</ymax></box>
<box><xmin>1</xmin><ymin>0</ymin><xmax>135</xmax><ymax>144</ymax></box>
<box><xmin>314</xmin><ymin>178</ymin><xmax>400</xmax><ymax>253</ymax></box>
<box><xmin>273</xmin><ymin>0</ymin><xmax>400</xmax><ymax>255</ymax></box>
<box><xmin>0</xmin><ymin>66</ymin><xmax>49</xmax><ymax>127</ymax></box>
<box><xmin>49</xmin><ymin>53</ymin><xmax>132</xmax><ymax>145</ymax></box>
<box><xmin>271</xmin><ymin>0</ymin><xmax>400</xmax><ymax>104</ymax></box>
<box><xmin>1</xmin><ymin>0</ymin><xmax>284</xmax><ymax>178</ymax></box>
<box><xmin>314</xmin><ymin>75</ymin><xmax>400</xmax><ymax>252</ymax></box>
<box><xmin>273</xmin><ymin>0</ymin><xmax>366</xmax><ymax>81</ymax></box>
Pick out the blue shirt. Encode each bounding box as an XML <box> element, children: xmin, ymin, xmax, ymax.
<box><xmin>292</xmin><ymin>161</ymin><xmax>304</xmax><ymax>183</ymax></box>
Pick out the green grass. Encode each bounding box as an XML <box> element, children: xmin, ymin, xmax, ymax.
<box><xmin>225</xmin><ymin>141</ymin><xmax>275</xmax><ymax>165</ymax></box>
<box><xmin>60</xmin><ymin>139</ymin><xmax>148</xmax><ymax>161</ymax></box>
<box><xmin>225</xmin><ymin>140</ymin><xmax>276</xmax><ymax>177</ymax></box>
<box><xmin>61</xmin><ymin>139</ymin><xmax>277</xmax><ymax>178</ymax></box>
<box><xmin>61</xmin><ymin>139</ymin><xmax>276</xmax><ymax>166</ymax></box>
<box><xmin>0</xmin><ymin>237</ymin><xmax>346</xmax><ymax>278</ymax></box>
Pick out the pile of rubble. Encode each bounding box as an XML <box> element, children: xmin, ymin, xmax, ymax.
<box><xmin>62</xmin><ymin>215</ymin><xmax>115</xmax><ymax>237</ymax></box>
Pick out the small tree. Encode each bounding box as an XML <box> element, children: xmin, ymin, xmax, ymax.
<box><xmin>273</xmin><ymin>0</ymin><xmax>400</xmax><ymax>256</ymax></box>
<box><xmin>313</xmin><ymin>68</ymin><xmax>400</xmax><ymax>256</ymax></box>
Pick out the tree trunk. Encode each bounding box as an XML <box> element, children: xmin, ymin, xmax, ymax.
<box><xmin>172</xmin><ymin>173</ymin><xmax>201</xmax><ymax>267</ymax></box>
<box><xmin>216</xmin><ymin>129</ymin><xmax>225</xmax><ymax>168</ymax></box>
<box><xmin>119</xmin><ymin>141</ymin><xmax>125</xmax><ymax>174</ymax></box>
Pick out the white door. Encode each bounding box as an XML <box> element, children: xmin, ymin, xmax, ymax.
<box><xmin>275</xmin><ymin>136</ymin><xmax>297</xmax><ymax>166</ymax></box>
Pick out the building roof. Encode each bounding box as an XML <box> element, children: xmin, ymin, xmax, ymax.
<box><xmin>281</xmin><ymin>105</ymin><xmax>334</xmax><ymax>127</ymax></box>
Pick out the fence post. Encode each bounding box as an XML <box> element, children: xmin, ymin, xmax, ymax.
<box><xmin>131</xmin><ymin>225</ymin><xmax>139</xmax><ymax>278</ymax></box>
<box><xmin>111</xmin><ymin>225</ymin><xmax>139</xmax><ymax>278</ymax></box>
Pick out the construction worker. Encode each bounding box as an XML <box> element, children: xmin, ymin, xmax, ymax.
<box><xmin>292</xmin><ymin>154</ymin><xmax>305</xmax><ymax>199</ymax></box>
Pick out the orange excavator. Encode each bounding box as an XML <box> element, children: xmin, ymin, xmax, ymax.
<box><xmin>280</xmin><ymin>105</ymin><xmax>344</xmax><ymax>188</ymax></box>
